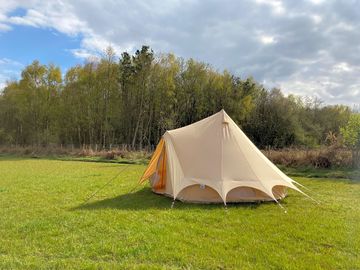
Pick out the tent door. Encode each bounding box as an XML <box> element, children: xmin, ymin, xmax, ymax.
<box><xmin>153</xmin><ymin>146</ymin><xmax>167</xmax><ymax>191</ymax></box>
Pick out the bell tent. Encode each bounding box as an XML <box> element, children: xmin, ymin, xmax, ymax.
<box><xmin>140</xmin><ymin>110</ymin><xmax>305</xmax><ymax>204</ymax></box>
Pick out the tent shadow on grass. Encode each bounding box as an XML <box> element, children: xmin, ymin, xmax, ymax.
<box><xmin>73</xmin><ymin>187</ymin><xmax>266</xmax><ymax>211</ymax></box>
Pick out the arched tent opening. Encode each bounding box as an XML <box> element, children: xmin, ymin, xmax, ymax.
<box><xmin>226</xmin><ymin>186</ymin><xmax>273</xmax><ymax>202</ymax></box>
<box><xmin>176</xmin><ymin>184</ymin><xmax>223</xmax><ymax>203</ymax></box>
<box><xmin>272</xmin><ymin>185</ymin><xmax>288</xmax><ymax>200</ymax></box>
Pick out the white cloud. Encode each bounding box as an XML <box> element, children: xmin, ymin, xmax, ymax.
<box><xmin>69</xmin><ymin>48</ymin><xmax>98</xmax><ymax>60</ymax></box>
<box><xmin>0</xmin><ymin>57</ymin><xmax>24</xmax><ymax>90</ymax></box>
<box><xmin>0</xmin><ymin>58</ymin><xmax>23</xmax><ymax>66</ymax></box>
<box><xmin>7</xmin><ymin>5</ymin><xmax>88</xmax><ymax>36</ymax></box>
<box><xmin>0</xmin><ymin>22</ymin><xmax>11</xmax><ymax>31</ymax></box>
<box><xmin>332</xmin><ymin>22</ymin><xmax>354</xmax><ymax>32</ymax></box>
<box><xmin>254</xmin><ymin>0</ymin><xmax>286</xmax><ymax>15</ymax></box>
<box><xmin>307</xmin><ymin>0</ymin><xmax>325</xmax><ymax>5</ymax></box>
<box><xmin>259</xmin><ymin>35</ymin><xmax>276</xmax><ymax>45</ymax></box>
<box><xmin>333</xmin><ymin>62</ymin><xmax>351</xmax><ymax>73</ymax></box>
<box><xmin>311</xmin><ymin>14</ymin><xmax>322</xmax><ymax>24</ymax></box>
<box><xmin>0</xmin><ymin>0</ymin><xmax>360</xmax><ymax>105</ymax></box>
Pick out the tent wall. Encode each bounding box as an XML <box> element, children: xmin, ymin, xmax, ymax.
<box><xmin>141</xmin><ymin>110</ymin><xmax>302</xmax><ymax>204</ymax></box>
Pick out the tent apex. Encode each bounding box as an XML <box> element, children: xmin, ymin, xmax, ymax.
<box><xmin>219</xmin><ymin>109</ymin><xmax>230</xmax><ymax>118</ymax></box>
<box><xmin>220</xmin><ymin>109</ymin><xmax>230</xmax><ymax>124</ymax></box>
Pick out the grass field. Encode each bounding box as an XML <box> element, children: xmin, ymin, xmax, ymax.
<box><xmin>0</xmin><ymin>157</ymin><xmax>359</xmax><ymax>269</ymax></box>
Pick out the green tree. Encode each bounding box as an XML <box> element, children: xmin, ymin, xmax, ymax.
<box><xmin>0</xmin><ymin>46</ymin><xmax>355</xmax><ymax>152</ymax></box>
<box><xmin>340</xmin><ymin>113</ymin><xmax>360</xmax><ymax>167</ymax></box>
<box><xmin>131</xmin><ymin>46</ymin><xmax>154</xmax><ymax>149</ymax></box>
<box><xmin>243</xmin><ymin>88</ymin><xmax>303</xmax><ymax>148</ymax></box>
<box><xmin>0</xmin><ymin>61</ymin><xmax>62</xmax><ymax>146</ymax></box>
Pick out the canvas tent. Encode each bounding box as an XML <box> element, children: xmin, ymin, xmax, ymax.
<box><xmin>140</xmin><ymin>110</ymin><xmax>305</xmax><ymax>204</ymax></box>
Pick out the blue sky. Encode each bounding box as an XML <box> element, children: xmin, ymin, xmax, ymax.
<box><xmin>0</xmin><ymin>7</ymin><xmax>83</xmax><ymax>81</ymax></box>
<box><xmin>0</xmin><ymin>0</ymin><xmax>360</xmax><ymax>106</ymax></box>
<box><xmin>0</xmin><ymin>25</ymin><xmax>81</xmax><ymax>72</ymax></box>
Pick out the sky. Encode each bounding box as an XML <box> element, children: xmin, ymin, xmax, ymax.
<box><xmin>0</xmin><ymin>0</ymin><xmax>360</xmax><ymax>106</ymax></box>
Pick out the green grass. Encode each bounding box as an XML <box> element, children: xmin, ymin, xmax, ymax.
<box><xmin>0</xmin><ymin>157</ymin><xmax>359</xmax><ymax>269</ymax></box>
<box><xmin>0</xmin><ymin>152</ymin><xmax>149</xmax><ymax>165</ymax></box>
<box><xmin>280</xmin><ymin>165</ymin><xmax>360</xmax><ymax>180</ymax></box>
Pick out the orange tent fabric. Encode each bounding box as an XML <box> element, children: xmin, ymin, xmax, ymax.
<box><xmin>139</xmin><ymin>138</ymin><xmax>164</xmax><ymax>184</ymax></box>
<box><xmin>153</xmin><ymin>146</ymin><xmax>167</xmax><ymax>190</ymax></box>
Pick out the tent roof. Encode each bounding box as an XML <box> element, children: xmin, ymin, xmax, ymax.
<box><xmin>164</xmin><ymin>110</ymin><xmax>303</xmax><ymax>202</ymax></box>
<box><xmin>141</xmin><ymin>109</ymin><xmax>307</xmax><ymax>205</ymax></box>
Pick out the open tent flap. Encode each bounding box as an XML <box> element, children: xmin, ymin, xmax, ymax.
<box><xmin>139</xmin><ymin>138</ymin><xmax>165</xmax><ymax>183</ymax></box>
<box><xmin>153</xmin><ymin>144</ymin><xmax>167</xmax><ymax>190</ymax></box>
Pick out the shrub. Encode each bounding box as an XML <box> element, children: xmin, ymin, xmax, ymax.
<box><xmin>0</xmin><ymin>145</ymin><xmax>354</xmax><ymax>168</ymax></box>
<box><xmin>262</xmin><ymin>147</ymin><xmax>352</xmax><ymax>168</ymax></box>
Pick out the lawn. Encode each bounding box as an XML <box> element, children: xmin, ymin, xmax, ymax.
<box><xmin>0</xmin><ymin>157</ymin><xmax>359</xmax><ymax>269</ymax></box>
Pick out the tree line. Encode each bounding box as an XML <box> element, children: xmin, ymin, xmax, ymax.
<box><xmin>0</xmin><ymin>46</ymin><xmax>355</xmax><ymax>150</ymax></box>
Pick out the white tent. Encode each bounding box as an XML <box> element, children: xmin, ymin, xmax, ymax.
<box><xmin>140</xmin><ymin>109</ymin><xmax>305</xmax><ymax>204</ymax></box>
